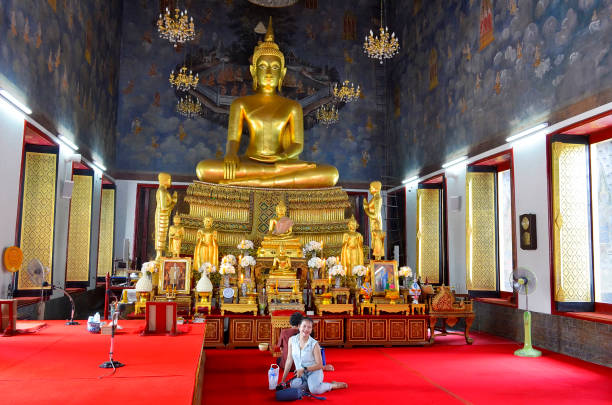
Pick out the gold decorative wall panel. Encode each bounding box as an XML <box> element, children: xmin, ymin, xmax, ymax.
<box><xmin>97</xmin><ymin>188</ymin><xmax>115</xmax><ymax>277</ymax></box>
<box><xmin>17</xmin><ymin>152</ymin><xmax>57</xmax><ymax>290</ymax></box>
<box><xmin>181</xmin><ymin>182</ymin><xmax>351</xmax><ymax>256</ymax></box>
<box><xmin>416</xmin><ymin>188</ymin><xmax>440</xmax><ymax>284</ymax></box>
<box><xmin>66</xmin><ymin>174</ymin><xmax>93</xmax><ymax>283</ymax></box>
<box><xmin>551</xmin><ymin>142</ymin><xmax>591</xmax><ymax>302</ymax></box>
<box><xmin>465</xmin><ymin>172</ymin><xmax>497</xmax><ymax>291</ymax></box>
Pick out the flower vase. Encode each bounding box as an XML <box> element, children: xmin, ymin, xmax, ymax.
<box><xmin>356</xmin><ymin>276</ymin><xmax>362</xmax><ymax>289</ymax></box>
<box><xmin>313</xmin><ymin>268</ymin><xmax>319</xmax><ymax>279</ymax></box>
<box><xmin>223</xmin><ymin>275</ymin><xmax>230</xmax><ymax>288</ymax></box>
<box><xmin>244</xmin><ymin>266</ymin><xmax>251</xmax><ymax>279</ymax></box>
<box><xmin>335</xmin><ymin>276</ymin><xmax>341</xmax><ymax>288</ymax></box>
<box><xmin>403</xmin><ymin>276</ymin><xmax>410</xmax><ymax>289</ymax></box>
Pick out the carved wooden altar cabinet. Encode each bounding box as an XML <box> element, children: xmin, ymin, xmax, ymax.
<box><xmin>427</xmin><ymin>286</ymin><xmax>475</xmax><ymax>344</ymax></box>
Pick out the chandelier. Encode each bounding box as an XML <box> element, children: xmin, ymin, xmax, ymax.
<box><xmin>169</xmin><ymin>66</ymin><xmax>199</xmax><ymax>91</ymax></box>
<box><xmin>363</xmin><ymin>0</ymin><xmax>399</xmax><ymax>63</ymax></box>
<box><xmin>316</xmin><ymin>104</ymin><xmax>339</xmax><ymax>127</ymax></box>
<box><xmin>176</xmin><ymin>95</ymin><xmax>202</xmax><ymax>118</ymax></box>
<box><xmin>333</xmin><ymin>80</ymin><xmax>361</xmax><ymax>103</ymax></box>
<box><xmin>157</xmin><ymin>7</ymin><xmax>195</xmax><ymax>46</ymax></box>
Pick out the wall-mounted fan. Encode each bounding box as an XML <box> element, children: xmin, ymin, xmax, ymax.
<box><xmin>25</xmin><ymin>259</ymin><xmax>79</xmax><ymax>326</ymax></box>
<box><xmin>510</xmin><ymin>268</ymin><xmax>542</xmax><ymax>357</ymax></box>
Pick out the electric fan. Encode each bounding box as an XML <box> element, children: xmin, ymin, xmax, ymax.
<box><xmin>26</xmin><ymin>259</ymin><xmax>79</xmax><ymax>326</ymax></box>
<box><xmin>510</xmin><ymin>268</ymin><xmax>542</xmax><ymax>357</ymax></box>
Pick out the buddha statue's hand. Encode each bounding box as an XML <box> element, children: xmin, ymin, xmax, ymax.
<box><xmin>223</xmin><ymin>153</ymin><xmax>239</xmax><ymax>180</ymax></box>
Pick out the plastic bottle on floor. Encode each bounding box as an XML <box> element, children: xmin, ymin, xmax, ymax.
<box><xmin>268</xmin><ymin>364</ymin><xmax>279</xmax><ymax>390</ymax></box>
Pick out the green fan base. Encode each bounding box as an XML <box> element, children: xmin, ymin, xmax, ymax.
<box><xmin>514</xmin><ymin>345</ymin><xmax>542</xmax><ymax>357</ymax></box>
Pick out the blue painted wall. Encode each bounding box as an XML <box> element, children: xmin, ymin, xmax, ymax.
<box><xmin>0</xmin><ymin>0</ymin><xmax>123</xmax><ymax>165</ymax></box>
<box><xmin>388</xmin><ymin>0</ymin><xmax>612</xmax><ymax>180</ymax></box>
<box><xmin>115</xmin><ymin>0</ymin><xmax>385</xmax><ymax>182</ymax></box>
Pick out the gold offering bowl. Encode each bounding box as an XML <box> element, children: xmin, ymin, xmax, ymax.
<box><xmin>135</xmin><ymin>291</ymin><xmax>151</xmax><ymax>315</ymax></box>
<box><xmin>197</xmin><ymin>291</ymin><xmax>211</xmax><ymax>305</ymax></box>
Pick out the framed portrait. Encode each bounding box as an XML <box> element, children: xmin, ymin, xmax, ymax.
<box><xmin>159</xmin><ymin>258</ymin><xmax>191</xmax><ymax>293</ymax></box>
<box><xmin>370</xmin><ymin>260</ymin><xmax>399</xmax><ymax>293</ymax></box>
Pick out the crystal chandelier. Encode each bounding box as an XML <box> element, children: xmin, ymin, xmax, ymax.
<box><xmin>333</xmin><ymin>80</ymin><xmax>361</xmax><ymax>103</ymax></box>
<box><xmin>363</xmin><ymin>0</ymin><xmax>399</xmax><ymax>63</ymax></box>
<box><xmin>176</xmin><ymin>94</ymin><xmax>202</xmax><ymax>118</ymax></box>
<box><xmin>317</xmin><ymin>104</ymin><xmax>339</xmax><ymax>127</ymax></box>
<box><xmin>157</xmin><ymin>7</ymin><xmax>195</xmax><ymax>46</ymax></box>
<box><xmin>169</xmin><ymin>66</ymin><xmax>199</xmax><ymax>91</ymax></box>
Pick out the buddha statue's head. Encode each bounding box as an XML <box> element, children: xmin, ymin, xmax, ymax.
<box><xmin>203</xmin><ymin>216</ymin><xmax>213</xmax><ymax>229</ymax></box>
<box><xmin>173</xmin><ymin>216</ymin><xmax>181</xmax><ymax>225</ymax></box>
<box><xmin>348</xmin><ymin>216</ymin><xmax>358</xmax><ymax>231</ymax></box>
<box><xmin>369</xmin><ymin>180</ymin><xmax>382</xmax><ymax>195</ymax></box>
<box><xmin>275</xmin><ymin>200</ymin><xmax>287</xmax><ymax>217</ymax></box>
<box><xmin>250</xmin><ymin>17</ymin><xmax>287</xmax><ymax>92</ymax></box>
<box><xmin>158</xmin><ymin>172</ymin><xmax>172</xmax><ymax>188</ymax></box>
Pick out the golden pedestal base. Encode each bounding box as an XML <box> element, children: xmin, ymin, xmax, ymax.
<box><xmin>179</xmin><ymin>182</ymin><xmax>351</xmax><ymax>257</ymax></box>
<box><xmin>220</xmin><ymin>303</ymin><xmax>258</xmax><ymax>316</ymax></box>
<box><xmin>259</xmin><ymin>237</ymin><xmax>302</xmax><ymax>258</ymax></box>
<box><xmin>375</xmin><ymin>304</ymin><xmax>411</xmax><ymax>315</ymax></box>
<box><xmin>316</xmin><ymin>303</ymin><xmax>353</xmax><ymax>316</ymax></box>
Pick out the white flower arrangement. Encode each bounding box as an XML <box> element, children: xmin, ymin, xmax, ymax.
<box><xmin>304</xmin><ymin>240</ymin><xmax>322</xmax><ymax>252</ymax></box>
<box><xmin>399</xmin><ymin>266</ymin><xmax>413</xmax><ymax>278</ymax></box>
<box><xmin>199</xmin><ymin>262</ymin><xmax>216</xmax><ymax>274</ymax></box>
<box><xmin>352</xmin><ymin>265</ymin><xmax>367</xmax><ymax>277</ymax></box>
<box><xmin>240</xmin><ymin>255</ymin><xmax>256</xmax><ymax>267</ymax></box>
<box><xmin>219</xmin><ymin>262</ymin><xmax>236</xmax><ymax>275</ymax></box>
<box><xmin>329</xmin><ymin>264</ymin><xmax>346</xmax><ymax>277</ymax></box>
<box><xmin>308</xmin><ymin>257</ymin><xmax>323</xmax><ymax>269</ymax></box>
<box><xmin>222</xmin><ymin>254</ymin><xmax>237</xmax><ymax>265</ymax></box>
<box><xmin>141</xmin><ymin>261</ymin><xmax>157</xmax><ymax>274</ymax></box>
<box><xmin>237</xmin><ymin>239</ymin><xmax>254</xmax><ymax>250</ymax></box>
<box><xmin>326</xmin><ymin>256</ymin><xmax>338</xmax><ymax>267</ymax></box>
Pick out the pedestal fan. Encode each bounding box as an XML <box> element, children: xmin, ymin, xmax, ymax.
<box><xmin>26</xmin><ymin>259</ymin><xmax>79</xmax><ymax>325</ymax></box>
<box><xmin>510</xmin><ymin>268</ymin><xmax>542</xmax><ymax>357</ymax></box>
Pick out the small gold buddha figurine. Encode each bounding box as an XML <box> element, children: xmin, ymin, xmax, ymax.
<box><xmin>195</xmin><ymin>18</ymin><xmax>339</xmax><ymax>188</ymax></box>
<box><xmin>371</xmin><ymin>219</ymin><xmax>386</xmax><ymax>260</ymax></box>
<box><xmin>168</xmin><ymin>216</ymin><xmax>185</xmax><ymax>257</ymax></box>
<box><xmin>363</xmin><ymin>180</ymin><xmax>383</xmax><ymax>252</ymax></box>
<box><xmin>268</xmin><ymin>200</ymin><xmax>294</xmax><ymax>239</ymax></box>
<box><xmin>155</xmin><ymin>172</ymin><xmax>178</xmax><ymax>260</ymax></box>
<box><xmin>193</xmin><ymin>216</ymin><xmax>219</xmax><ymax>270</ymax></box>
<box><xmin>272</xmin><ymin>245</ymin><xmax>293</xmax><ymax>276</ymax></box>
<box><xmin>340</xmin><ymin>216</ymin><xmax>364</xmax><ymax>272</ymax></box>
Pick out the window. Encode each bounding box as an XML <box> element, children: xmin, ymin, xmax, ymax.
<box><xmin>465</xmin><ymin>152</ymin><xmax>515</xmax><ymax>297</ymax></box>
<box><xmin>416</xmin><ymin>177</ymin><xmax>446</xmax><ymax>284</ymax></box>
<box><xmin>591</xmin><ymin>137</ymin><xmax>612</xmax><ymax>304</ymax></box>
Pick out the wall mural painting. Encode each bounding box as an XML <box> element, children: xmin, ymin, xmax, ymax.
<box><xmin>389</xmin><ymin>0</ymin><xmax>612</xmax><ymax>179</ymax></box>
<box><xmin>116</xmin><ymin>0</ymin><xmax>384</xmax><ymax>182</ymax></box>
<box><xmin>0</xmin><ymin>0</ymin><xmax>122</xmax><ymax>165</ymax></box>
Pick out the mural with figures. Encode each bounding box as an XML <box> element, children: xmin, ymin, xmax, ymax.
<box><xmin>0</xmin><ymin>0</ymin><xmax>122</xmax><ymax>165</ymax></box>
<box><xmin>115</xmin><ymin>0</ymin><xmax>384</xmax><ymax>182</ymax></box>
<box><xmin>388</xmin><ymin>0</ymin><xmax>612</xmax><ymax>179</ymax></box>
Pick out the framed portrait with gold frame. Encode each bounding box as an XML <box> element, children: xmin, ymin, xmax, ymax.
<box><xmin>369</xmin><ymin>260</ymin><xmax>399</xmax><ymax>294</ymax></box>
<box><xmin>159</xmin><ymin>258</ymin><xmax>191</xmax><ymax>294</ymax></box>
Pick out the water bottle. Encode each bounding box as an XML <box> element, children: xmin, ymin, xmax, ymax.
<box><xmin>268</xmin><ymin>364</ymin><xmax>279</xmax><ymax>390</ymax></box>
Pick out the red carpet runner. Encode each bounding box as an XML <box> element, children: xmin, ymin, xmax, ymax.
<box><xmin>202</xmin><ymin>332</ymin><xmax>612</xmax><ymax>404</ymax></box>
<box><xmin>0</xmin><ymin>320</ymin><xmax>205</xmax><ymax>405</ymax></box>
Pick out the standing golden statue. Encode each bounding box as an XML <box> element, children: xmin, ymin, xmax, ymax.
<box><xmin>371</xmin><ymin>219</ymin><xmax>386</xmax><ymax>260</ymax></box>
<box><xmin>363</xmin><ymin>180</ymin><xmax>383</xmax><ymax>256</ymax></box>
<box><xmin>341</xmin><ymin>216</ymin><xmax>364</xmax><ymax>271</ymax></box>
<box><xmin>193</xmin><ymin>216</ymin><xmax>219</xmax><ymax>270</ymax></box>
<box><xmin>155</xmin><ymin>172</ymin><xmax>178</xmax><ymax>260</ymax></box>
<box><xmin>196</xmin><ymin>18</ymin><xmax>338</xmax><ymax>188</ymax></box>
<box><xmin>168</xmin><ymin>216</ymin><xmax>185</xmax><ymax>257</ymax></box>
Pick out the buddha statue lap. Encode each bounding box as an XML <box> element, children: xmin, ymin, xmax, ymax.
<box><xmin>195</xmin><ymin>18</ymin><xmax>338</xmax><ymax>189</ymax></box>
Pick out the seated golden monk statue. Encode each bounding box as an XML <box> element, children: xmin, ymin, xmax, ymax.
<box><xmin>260</xmin><ymin>201</ymin><xmax>302</xmax><ymax>257</ymax></box>
<box><xmin>195</xmin><ymin>18</ymin><xmax>338</xmax><ymax>189</ymax></box>
<box><xmin>268</xmin><ymin>200</ymin><xmax>294</xmax><ymax>239</ymax></box>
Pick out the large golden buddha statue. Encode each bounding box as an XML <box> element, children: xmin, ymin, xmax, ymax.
<box><xmin>196</xmin><ymin>18</ymin><xmax>339</xmax><ymax>189</ymax></box>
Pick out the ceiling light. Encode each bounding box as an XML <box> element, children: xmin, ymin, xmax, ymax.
<box><xmin>0</xmin><ymin>89</ymin><xmax>32</xmax><ymax>115</ymax></box>
<box><xmin>442</xmin><ymin>156</ymin><xmax>468</xmax><ymax>169</ymax></box>
<box><xmin>58</xmin><ymin>134</ymin><xmax>79</xmax><ymax>151</ymax></box>
<box><xmin>92</xmin><ymin>160</ymin><xmax>107</xmax><ymax>172</ymax></box>
<box><xmin>506</xmin><ymin>122</ymin><xmax>548</xmax><ymax>143</ymax></box>
<box><xmin>402</xmin><ymin>176</ymin><xmax>418</xmax><ymax>184</ymax></box>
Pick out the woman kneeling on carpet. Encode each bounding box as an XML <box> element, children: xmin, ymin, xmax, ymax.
<box><xmin>280</xmin><ymin>317</ymin><xmax>348</xmax><ymax>394</ymax></box>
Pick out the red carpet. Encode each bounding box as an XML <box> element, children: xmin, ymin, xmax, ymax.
<box><xmin>203</xmin><ymin>332</ymin><xmax>612</xmax><ymax>405</ymax></box>
<box><xmin>0</xmin><ymin>320</ymin><xmax>205</xmax><ymax>405</ymax></box>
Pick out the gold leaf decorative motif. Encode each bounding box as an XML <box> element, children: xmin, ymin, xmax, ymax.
<box><xmin>97</xmin><ymin>188</ymin><xmax>115</xmax><ymax>277</ymax></box>
<box><xmin>416</xmin><ymin>189</ymin><xmax>440</xmax><ymax>283</ymax></box>
<box><xmin>66</xmin><ymin>174</ymin><xmax>93</xmax><ymax>282</ymax></box>
<box><xmin>18</xmin><ymin>152</ymin><xmax>57</xmax><ymax>290</ymax></box>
